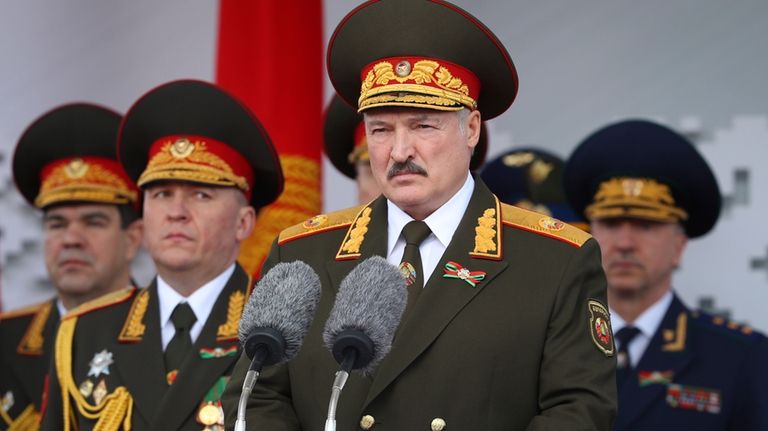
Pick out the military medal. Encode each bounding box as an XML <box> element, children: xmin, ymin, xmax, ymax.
<box><xmin>195</xmin><ymin>377</ymin><xmax>229</xmax><ymax>429</ymax></box>
<box><xmin>79</xmin><ymin>379</ymin><xmax>94</xmax><ymax>397</ymax></box>
<box><xmin>197</xmin><ymin>401</ymin><xmax>224</xmax><ymax>430</ymax></box>
<box><xmin>166</xmin><ymin>370</ymin><xmax>178</xmax><ymax>386</ymax></box>
<box><xmin>666</xmin><ymin>384</ymin><xmax>721</xmax><ymax>414</ymax></box>
<box><xmin>399</xmin><ymin>262</ymin><xmax>417</xmax><ymax>286</ymax></box>
<box><xmin>87</xmin><ymin>349</ymin><xmax>114</xmax><ymax>378</ymax></box>
<box><xmin>1</xmin><ymin>391</ymin><xmax>14</xmax><ymax>412</ymax></box>
<box><xmin>442</xmin><ymin>261</ymin><xmax>486</xmax><ymax>287</ymax></box>
<box><xmin>92</xmin><ymin>379</ymin><xmax>108</xmax><ymax>405</ymax></box>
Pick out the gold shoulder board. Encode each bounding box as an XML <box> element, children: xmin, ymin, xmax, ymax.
<box><xmin>500</xmin><ymin>203</ymin><xmax>591</xmax><ymax>248</ymax></box>
<box><xmin>0</xmin><ymin>300</ymin><xmax>50</xmax><ymax>321</ymax></box>
<box><xmin>63</xmin><ymin>287</ymin><xmax>137</xmax><ymax>321</ymax></box>
<box><xmin>278</xmin><ymin>205</ymin><xmax>364</xmax><ymax>245</ymax></box>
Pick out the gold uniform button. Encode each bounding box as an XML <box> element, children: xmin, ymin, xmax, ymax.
<box><xmin>360</xmin><ymin>414</ymin><xmax>375</xmax><ymax>430</ymax></box>
<box><xmin>431</xmin><ymin>418</ymin><xmax>446</xmax><ymax>431</ymax></box>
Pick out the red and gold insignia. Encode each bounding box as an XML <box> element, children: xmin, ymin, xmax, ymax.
<box><xmin>588</xmin><ymin>299</ymin><xmax>614</xmax><ymax>356</ymax></box>
<box><xmin>303</xmin><ymin>214</ymin><xmax>328</xmax><ymax>229</ymax></box>
<box><xmin>166</xmin><ymin>370</ymin><xmax>178</xmax><ymax>386</ymax></box>
<box><xmin>666</xmin><ymin>384</ymin><xmax>721</xmax><ymax>414</ymax></box>
<box><xmin>399</xmin><ymin>262</ymin><xmax>417</xmax><ymax>286</ymax></box>
<box><xmin>198</xmin><ymin>345</ymin><xmax>239</xmax><ymax>359</ymax></box>
<box><xmin>442</xmin><ymin>261</ymin><xmax>486</xmax><ymax>288</ymax></box>
<box><xmin>638</xmin><ymin>370</ymin><xmax>674</xmax><ymax>386</ymax></box>
<box><xmin>538</xmin><ymin>216</ymin><xmax>565</xmax><ymax>231</ymax></box>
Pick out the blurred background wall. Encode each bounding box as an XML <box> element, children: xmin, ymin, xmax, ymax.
<box><xmin>1</xmin><ymin>0</ymin><xmax>766</xmax><ymax>330</ymax></box>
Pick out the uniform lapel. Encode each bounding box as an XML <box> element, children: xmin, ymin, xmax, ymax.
<box><xmin>149</xmin><ymin>265</ymin><xmax>249</xmax><ymax>431</ymax></box>
<box><xmin>364</xmin><ymin>181</ymin><xmax>508</xmax><ymax>407</ymax></box>
<box><xmin>326</xmin><ymin>197</ymin><xmax>389</xmax><ymax>298</ymax></box>
<box><xmin>112</xmin><ymin>283</ymin><xmax>169</xmax><ymax>424</ymax></box>
<box><xmin>615</xmin><ymin>295</ymin><xmax>694</xmax><ymax>429</ymax></box>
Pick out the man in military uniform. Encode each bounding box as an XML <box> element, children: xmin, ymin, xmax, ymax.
<box><xmin>480</xmin><ymin>147</ymin><xmax>587</xmax><ymax>231</ymax></box>
<box><xmin>41</xmin><ymin>80</ymin><xmax>283</xmax><ymax>431</ymax></box>
<box><xmin>1</xmin><ymin>103</ymin><xmax>143</xmax><ymax>431</ymax></box>
<box><xmin>223</xmin><ymin>1</ymin><xmax>616</xmax><ymax>430</ymax></box>
<box><xmin>564</xmin><ymin>119</ymin><xmax>768</xmax><ymax>430</ymax></box>
<box><xmin>324</xmin><ymin>94</ymin><xmax>488</xmax><ymax>205</ymax></box>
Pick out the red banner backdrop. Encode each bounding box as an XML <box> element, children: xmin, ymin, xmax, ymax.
<box><xmin>216</xmin><ymin>0</ymin><xmax>324</xmax><ymax>277</ymax></box>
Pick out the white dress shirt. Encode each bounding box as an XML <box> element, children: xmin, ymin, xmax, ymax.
<box><xmin>610</xmin><ymin>290</ymin><xmax>674</xmax><ymax>368</ymax></box>
<box><xmin>157</xmin><ymin>264</ymin><xmax>235</xmax><ymax>350</ymax></box>
<box><xmin>386</xmin><ymin>173</ymin><xmax>475</xmax><ymax>289</ymax></box>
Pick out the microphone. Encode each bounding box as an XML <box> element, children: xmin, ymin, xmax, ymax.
<box><xmin>321</xmin><ymin>256</ymin><xmax>407</xmax><ymax>431</ymax></box>
<box><xmin>234</xmin><ymin>260</ymin><xmax>322</xmax><ymax>431</ymax></box>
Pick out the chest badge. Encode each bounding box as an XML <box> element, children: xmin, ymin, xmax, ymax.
<box><xmin>442</xmin><ymin>261</ymin><xmax>486</xmax><ymax>287</ymax></box>
<box><xmin>88</xmin><ymin>349</ymin><xmax>115</xmax><ymax>378</ymax></box>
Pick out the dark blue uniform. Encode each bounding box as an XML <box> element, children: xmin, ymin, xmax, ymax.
<box><xmin>615</xmin><ymin>294</ymin><xmax>768</xmax><ymax>430</ymax></box>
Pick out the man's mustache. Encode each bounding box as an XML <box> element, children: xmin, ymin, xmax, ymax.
<box><xmin>387</xmin><ymin>160</ymin><xmax>428</xmax><ymax>179</ymax></box>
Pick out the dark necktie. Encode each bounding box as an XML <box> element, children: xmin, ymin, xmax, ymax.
<box><xmin>164</xmin><ymin>302</ymin><xmax>197</xmax><ymax>374</ymax></box>
<box><xmin>399</xmin><ymin>220</ymin><xmax>432</xmax><ymax>316</ymax></box>
<box><xmin>615</xmin><ymin>326</ymin><xmax>641</xmax><ymax>390</ymax></box>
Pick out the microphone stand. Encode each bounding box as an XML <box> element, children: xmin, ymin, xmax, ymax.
<box><xmin>234</xmin><ymin>343</ymin><xmax>271</xmax><ymax>431</ymax></box>
<box><xmin>324</xmin><ymin>348</ymin><xmax>358</xmax><ymax>431</ymax></box>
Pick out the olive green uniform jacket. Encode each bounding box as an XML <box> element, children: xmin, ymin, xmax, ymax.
<box><xmin>41</xmin><ymin>266</ymin><xmax>251</xmax><ymax>431</ymax></box>
<box><xmin>223</xmin><ymin>180</ymin><xmax>617</xmax><ymax>431</ymax></box>
<box><xmin>0</xmin><ymin>299</ymin><xmax>59</xmax><ymax>430</ymax></box>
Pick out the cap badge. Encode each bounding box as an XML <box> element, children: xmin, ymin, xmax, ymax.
<box><xmin>588</xmin><ymin>299</ymin><xmax>615</xmax><ymax>356</ymax></box>
<box><xmin>170</xmin><ymin>138</ymin><xmax>196</xmax><ymax>158</ymax></box>
<box><xmin>87</xmin><ymin>349</ymin><xmax>114</xmax><ymax>378</ymax></box>
<box><xmin>503</xmin><ymin>151</ymin><xmax>534</xmax><ymax>167</ymax></box>
<box><xmin>529</xmin><ymin>159</ymin><xmax>554</xmax><ymax>184</ymax></box>
<box><xmin>64</xmin><ymin>158</ymin><xmax>89</xmax><ymax>179</ymax></box>
<box><xmin>622</xmin><ymin>178</ymin><xmax>645</xmax><ymax>197</ymax></box>
<box><xmin>443</xmin><ymin>261</ymin><xmax>486</xmax><ymax>288</ymax></box>
<box><xmin>395</xmin><ymin>60</ymin><xmax>412</xmax><ymax>77</ymax></box>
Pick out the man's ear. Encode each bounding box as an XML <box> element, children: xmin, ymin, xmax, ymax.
<box><xmin>124</xmin><ymin>219</ymin><xmax>144</xmax><ymax>262</ymax></box>
<box><xmin>235</xmin><ymin>205</ymin><xmax>257</xmax><ymax>241</ymax></box>
<box><xmin>466</xmin><ymin>109</ymin><xmax>482</xmax><ymax>151</ymax></box>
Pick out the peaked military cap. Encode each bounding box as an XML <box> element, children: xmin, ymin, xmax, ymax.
<box><xmin>13</xmin><ymin>103</ymin><xmax>139</xmax><ymax>209</ymax></box>
<box><xmin>327</xmin><ymin>0</ymin><xmax>518</xmax><ymax>119</ymax></box>
<box><xmin>481</xmin><ymin>147</ymin><xmax>585</xmax><ymax>227</ymax></box>
<box><xmin>117</xmin><ymin>79</ymin><xmax>283</xmax><ymax>209</ymax></box>
<box><xmin>564</xmin><ymin>119</ymin><xmax>721</xmax><ymax>238</ymax></box>
<box><xmin>324</xmin><ymin>94</ymin><xmax>490</xmax><ymax>179</ymax></box>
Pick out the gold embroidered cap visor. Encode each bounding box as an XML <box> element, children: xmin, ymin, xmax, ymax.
<box><xmin>117</xmin><ymin>80</ymin><xmax>284</xmax><ymax>209</ymax></box>
<box><xmin>585</xmin><ymin>177</ymin><xmax>689</xmax><ymax>224</ymax></box>
<box><xmin>327</xmin><ymin>0</ymin><xmax>518</xmax><ymax>120</ymax></box>
<box><xmin>564</xmin><ymin>119</ymin><xmax>721</xmax><ymax>238</ymax></box>
<box><xmin>12</xmin><ymin>103</ymin><xmax>139</xmax><ymax>209</ymax></box>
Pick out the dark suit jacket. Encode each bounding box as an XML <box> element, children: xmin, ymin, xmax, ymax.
<box><xmin>41</xmin><ymin>265</ymin><xmax>251</xmax><ymax>431</ymax></box>
<box><xmin>0</xmin><ymin>299</ymin><xmax>59</xmax><ymax>430</ymax></box>
<box><xmin>223</xmin><ymin>180</ymin><xmax>617</xmax><ymax>430</ymax></box>
<box><xmin>615</xmin><ymin>294</ymin><xmax>768</xmax><ymax>431</ymax></box>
